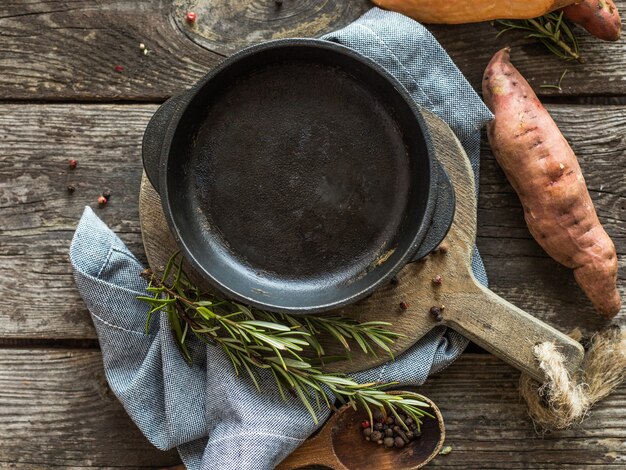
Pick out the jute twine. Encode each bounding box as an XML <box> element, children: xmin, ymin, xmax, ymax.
<box><xmin>519</xmin><ymin>326</ymin><xmax>626</xmax><ymax>431</ymax></box>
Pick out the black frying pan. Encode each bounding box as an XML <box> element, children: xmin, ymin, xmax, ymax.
<box><xmin>142</xmin><ymin>38</ymin><xmax>455</xmax><ymax>314</ymax></box>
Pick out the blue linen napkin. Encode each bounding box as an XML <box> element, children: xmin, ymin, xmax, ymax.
<box><xmin>69</xmin><ymin>7</ymin><xmax>492</xmax><ymax>470</ymax></box>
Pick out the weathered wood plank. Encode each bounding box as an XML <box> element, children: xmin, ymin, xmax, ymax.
<box><xmin>0</xmin><ymin>103</ymin><xmax>623</xmax><ymax>339</ymax></box>
<box><xmin>0</xmin><ymin>104</ymin><xmax>156</xmax><ymax>338</ymax></box>
<box><xmin>0</xmin><ymin>348</ymin><xmax>179</xmax><ymax>468</ymax></box>
<box><xmin>422</xmin><ymin>355</ymin><xmax>626</xmax><ymax>469</ymax></box>
<box><xmin>0</xmin><ymin>0</ymin><xmax>221</xmax><ymax>101</ymax></box>
<box><xmin>428</xmin><ymin>14</ymin><xmax>626</xmax><ymax>98</ymax></box>
<box><xmin>0</xmin><ymin>1</ymin><xmax>625</xmax><ymax>100</ymax></box>
<box><xmin>1</xmin><ymin>350</ymin><xmax>624</xmax><ymax>468</ymax></box>
<box><xmin>170</xmin><ymin>0</ymin><xmax>372</xmax><ymax>56</ymax></box>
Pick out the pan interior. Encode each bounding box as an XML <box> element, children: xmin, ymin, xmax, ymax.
<box><xmin>168</xmin><ymin>44</ymin><xmax>429</xmax><ymax>310</ymax></box>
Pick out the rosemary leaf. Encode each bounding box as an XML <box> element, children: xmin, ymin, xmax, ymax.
<box><xmin>161</xmin><ymin>249</ymin><xmax>178</xmax><ymax>282</ymax></box>
<box><xmin>243</xmin><ymin>320</ymin><xmax>292</xmax><ymax>332</ymax></box>
<box><xmin>293</xmin><ymin>382</ymin><xmax>318</xmax><ymax>424</ymax></box>
<box><xmin>269</xmin><ymin>367</ymin><xmax>287</xmax><ymax>401</ymax></box>
<box><xmin>241</xmin><ymin>356</ymin><xmax>261</xmax><ymax>391</ymax></box>
<box><xmin>495</xmin><ymin>12</ymin><xmax>583</xmax><ymax>63</ymax></box>
<box><xmin>138</xmin><ymin>252</ymin><xmax>433</xmax><ymax>425</ymax></box>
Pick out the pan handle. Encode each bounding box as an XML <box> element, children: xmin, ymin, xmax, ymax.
<box><xmin>411</xmin><ymin>163</ymin><xmax>456</xmax><ymax>261</ymax></box>
<box><xmin>142</xmin><ymin>93</ymin><xmax>188</xmax><ymax>194</ymax></box>
<box><xmin>445</xmin><ymin>282</ymin><xmax>584</xmax><ymax>382</ymax></box>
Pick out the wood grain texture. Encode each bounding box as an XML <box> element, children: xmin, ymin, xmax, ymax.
<box><xmin>419</xmin><ymin>355</ymin><xmax>626</xmax><ymax>469</ymax></box>
<box><xmin>0</xmin><ymin>0</ymin><xmax>222</xmax><ymax>101</ymax></box>
<box><xmin>138</xmin><ymin>107</ymin><xmax>584</xmax><ymax>381</ymax></box>
<box><xmin>172</xmin><ymin>0</ymin><xmax>372</xmax><ymax>56</ymax></box>
<box><xmin>0</xmin><ymin>348</ymin><xmax>179</xmax><ymax>468</ymax></box>
<box><xmin>0</xmin><ymin>0</ymin><xmax>625</xmax><ymax>100</ymax></box>
<box><xmin>1</xmin><ymin>350</ymin><xmax>625</xmax><ymax>468</ymax></box>
<box><xmin>1</xmin><ymin>3</ymin><xmax>624</xmax><ymax>468</ymax></box>
<box><xmin>1</xmin><ymin>103</ymin><xmax>623</xmax><ymax>341</ymax></box>
<box><xmin>0</xmin><ymin>104</ymin><xmax>156</xmax><ymax>339</ymax></box>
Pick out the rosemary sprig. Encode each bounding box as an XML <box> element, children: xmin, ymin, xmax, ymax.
<box><xmin>138</xmin><ymin>252</ymin><xmax>432</xmax><ymax>428</ymax></box>
<box><xmin>495</xmin><ymin>12</ymin><xmax>583</xmax><ymax>63</ymax></box>
<box><xmin>540</xmin><ymin>68</ymin><xmax>568</xmax><ymax>91</ymax></box>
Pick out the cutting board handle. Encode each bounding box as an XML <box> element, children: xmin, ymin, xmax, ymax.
<box><xmin>445</xmin><ymin>279</ymin><xmax>584</xmax><ymax>382</ymax></box>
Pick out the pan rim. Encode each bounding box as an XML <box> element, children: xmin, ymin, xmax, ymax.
<box><xmin>157</xmin><ymin>38</ymin><xmax>438</xmax><ymax>314</ymax></box>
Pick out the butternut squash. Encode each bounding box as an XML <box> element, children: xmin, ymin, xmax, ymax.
<box><xmin>373</xmin><ymin>0</ymin><xmax>580</xmax><ymax>24</ymax></box>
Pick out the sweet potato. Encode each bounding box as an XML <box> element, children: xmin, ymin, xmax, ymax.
<box><xmin>562</xmin><ymin>0</ymin><xmax>622</xmax><ymax>41</ymax></box>
<box><xmin>372</xmin><ymin>0</ymin><xmax>578</xmax><ymax>24</ymax></box>
<box><xmin>483</xmin><ymin>48</ymin><xmax>621</xmax><ymax>318</ymax></box>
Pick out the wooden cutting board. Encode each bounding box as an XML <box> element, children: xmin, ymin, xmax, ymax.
<box><xmin>139</xmin><ymin>108</ymin><xmax>584</xmax><ymax>382</ymax></box>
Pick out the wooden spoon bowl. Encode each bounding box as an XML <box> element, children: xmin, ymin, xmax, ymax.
<box><xmin>277</xmin><ymin>392</ymin><xmax>445</xmax><ymax>470</ymax></box>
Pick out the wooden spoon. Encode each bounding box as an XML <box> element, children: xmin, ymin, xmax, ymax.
<box><xmin>276</xmin><ymin>392</ymin><xmax>445</xmax><ymax>470</ymax></box>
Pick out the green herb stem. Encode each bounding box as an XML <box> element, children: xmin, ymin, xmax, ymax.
<box><xmin>496</xmin><ymin>12</ymin><xmax>583</xmax><ymax>63</ymax></box>
<box><xmin>526</xmin><ymin>18</ymin><xmax>581</xmax><ymax>63</ymax></box>
<box><xmin>138</xmin><ymin>252</ymin><xmax>432</xmax><ymax>427</ymax></box>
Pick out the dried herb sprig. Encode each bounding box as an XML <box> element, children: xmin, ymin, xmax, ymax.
<box><xmin>496</xmin><ymin>12</ymin><xmax>583</xmax><ymax>62</ymax></box>
<box><xmin>139</xmin><ymin>252</ymin><xmax>432</xmax><ymax>428</ymax></box>
<box><xmin>540</xmin><ymin>68</ymin><xmax>569</xmax><ymax>91</ymax></box>
<box><xmin>139</xmin><ymin>253</ymin><xmax>400</xmax><ymax>364</ymax></box>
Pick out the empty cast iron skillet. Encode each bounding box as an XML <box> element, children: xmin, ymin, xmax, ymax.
<box><xmin>142</xmin><ymin>38</ymin><xmax>455</xmax><ymax>314</ymax></box>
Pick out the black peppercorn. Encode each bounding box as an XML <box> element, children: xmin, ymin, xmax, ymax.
<box><xmin>373</xmin><ymin>409</ymin><xmax>383</xmax><ymax>421</ymax></box>
<box><xmin>386</xmin><ymin>417</ymin><xmax>394</xmax><ymax>425</ymax></box>
<box><xmin>102</xmin><ymin>189</ymin><xmax>111</xmax><ymax>200</ymax></box>
<box><xmin>383</xmin><ymin>437</ymin><xmax>395</xmax><ymax>448</ymax></box>
<box><xmin>371</xmin><ymin>431</ymin><xmax>383</xmax><ymax>441</ymax></box>
<box><xmin>390</xmin><ymin>275</ymin><xmax>399</xmax><ymax>286</ymax></box>
<box><xmin>430</xmin><ymin>306</ymin><xmax>443</xmax><ymax>322</ymax></box>
<box><xmin>385</xmin><ymin>428</ymin><xmax>393</xmax><ymax>437</ymax></box>
<box><xmin>363</xmin><ymin>427</ymin><xmax>373</xmax><ymax>437</ymax></box>
<box><xmin>374</xmin><ymin>422</ymin><xmax>383</xmax><ymax>431</ymax></box>
<box><xmin>394</xmin><ymin>437</ymin><xmax>405</xmax><ymax>448</ymax></box>
<box><xmin>67</xmin><ymin>184</ymin><xmax>76</xmax><ymax>193</ymax></box>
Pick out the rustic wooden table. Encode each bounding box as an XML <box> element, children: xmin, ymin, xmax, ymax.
<box><xmin>1</xmin><ymin>1</ymin><xmax>624</xmax><ymax>468</ymax></box>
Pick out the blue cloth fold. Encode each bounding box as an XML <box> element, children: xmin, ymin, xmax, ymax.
<box><xmin>70</xmin><ymin>7</ymin><xmax>492</xmax><ymax>470</ymax></box>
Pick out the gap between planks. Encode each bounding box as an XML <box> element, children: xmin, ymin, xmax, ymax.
<box><xmin>0</xmin><ymin>349</ymin><xmax>624</xmax><ymax>468</ymax></box>
<box><xmin>1</xmin><ymin>103</ymin><xmax>623</xmax><ymax>341</ymax></box>
<box><xmin>1</xmin><ymin>0</ymin><xmax>626</xmax><ymax>99</ymax></box>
